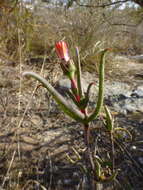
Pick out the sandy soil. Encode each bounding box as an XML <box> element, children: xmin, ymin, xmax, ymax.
<box><xmin>0</xmin><ymin>58</ymin><xmax>143</xmax><ymax>189</ymax></box>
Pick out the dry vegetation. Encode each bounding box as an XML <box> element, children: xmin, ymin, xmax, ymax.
<box><xmin>0</xmin><ymin>0</ymin><xmax>143</xmax><ymax>189</ymax></box>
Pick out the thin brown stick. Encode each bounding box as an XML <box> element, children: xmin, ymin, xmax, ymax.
<box><xmin>76</xmin><ymin>0</ymin><xmax>130</xmax><ymax>8</ymax></box>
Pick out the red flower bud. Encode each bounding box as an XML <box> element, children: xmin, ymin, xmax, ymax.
<box><xmin>55</xmin><ymin>41</ymin><xmax>70</xmax><ymax>62</ymax></box>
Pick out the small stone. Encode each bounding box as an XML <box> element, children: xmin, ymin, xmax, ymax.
<box><xmin>64</xmin><ymin>179</ymin><xmax>72</xmax><ymax>185</ymax></box>
<box><xmin>73</xmin><ymin>172</ymin><xmax>79</xmax><ymax>178</ymax></box>
<box><xmin>138</xmin><ymin>157</ymin><xmax>143</xmax><ymax>165</ymax></box>
<box><xmin>131</xmin><ymin>145</ymin><xmax>137</xmax><ymax>150</ymax></box>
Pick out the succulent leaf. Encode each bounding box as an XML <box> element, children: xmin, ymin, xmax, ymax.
<box><xmin>78</xmin><ymin>97</ymin><xmax>89</xmax><ymax>110</ymax></box>
<box><xmin>22</xmin><ymin>71</ymin><xmax>85</xmax><ymax>123</ymax></box>
<box><xmin>104</xmin><ymin>105</ymin><xmax>114</xmax><ymax>132</ymax></box>
<box><xmin>76</xmin><ymin>47</ymin><xmax>84</xmax><ymax>97</ymax></box>
<box><xmin>86</xmin><ymin>49</ymin><xmax>109</xmax><ymax>123</ymax></box>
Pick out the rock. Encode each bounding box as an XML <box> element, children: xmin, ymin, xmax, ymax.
<box><xmin>104</xmin><ymin>81</ymin><xmax>131</xmax><ymax>97</ymax></box>
<box><xmin>56</xmin><ymin>72</ymin><xmax>131</xmax><ymax>98</ymax></box>
<box><xmin>55</xmin><ymin>73</ymin><xmax>98</xmax><ymax>100</ymax></box>
<box><xmin>114</xmin><ymin>55</ymin><xmax>131</xmax><ymax>62</ymax></box>
<box><xmin>56</xmin><ymin>72</ymin><xmax>143</xmax><ymax>114</ymax></box>
<box><xmin>134</xmin><ymin>73</ymin><xmax>143</xmax><ymax>80</ymax></box>
<box><xmin>115</xmin><ymin>54</ymin><xmax>143</xmax><ymax>63</ymax></box>
<box><xmin>127</xmin><ymin>55</ymin><xmax>143</xmax><ymax>62</ymax></box>
<box><xmin>131</xmin><ymin>86</ymin><xmax>143</xmax><ymax>97</ymax></box>
<box><xmin>107</xmin><ymin>85</ymin><xmax>143</xmax><ymax>114</ymax></box>
<box><xmin>138</xmin><ymin>157</ymin><xmax>143</xmax><ymax>165</ymax></box>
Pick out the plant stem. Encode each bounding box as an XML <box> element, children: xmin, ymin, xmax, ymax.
<box><xmin>84</xmin><ymin>124</ymin><xmax>102</xmax><ymax>190</ymax></box>
<box><xmin>84</xmin><ymin>124</ymin><xmax>90</xmax><ymax>147</ymax></box>
<box><xmin>71</xmin><ymin>78</ymin><xmax>80</xmax><ymax>102</ymax></box>
<box><xmin>84</xmin><ymin>123</ymin><xmax>95</xmax><ymax>171</ymax></box>
<box><xmin>84</xmin><ymin>124</ymin><xmax>104</xmax><ymax>190</ymax></box>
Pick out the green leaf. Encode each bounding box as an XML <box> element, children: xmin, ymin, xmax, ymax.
<box><xmin>95</xmin><ymin>159</ymin><xmax>102</xmax><ymax>179</ymax></box>
<box><xmin>78</xmin><ymin>97</ymin><xmax>89</xmax><ymax>109</ymax></box>
<box><xmin>86</xmin><ymin>49</ymin><xmax>109</xmax><ymax>123</ymax></box>
<box><xmin>66</xmin><ymin>90</ymin><xmax>77</xmax><ymax>104</ymax></box>
<box><xmin>101</xmin><ymin>161</ymin><xmax>113</xmax><ymax>168</ymax></box>
<box><xmin>104</xmin><ymin>105</ymin><xmax>114</xmax><ymax>132</ymax></box>
<box><xmin>76</xmin><ymin>47</ymin><xmax>84</xmax><ymax>98</ymax></box>
<box><xmin>85</xmin><ymin>82</ymin><xmax>94</xmax><ymax>100</ymax></box>
<box><xmin>23</xmin><ymin>71</ymin><xmax>85</xmax><ymax>123</ymax></box>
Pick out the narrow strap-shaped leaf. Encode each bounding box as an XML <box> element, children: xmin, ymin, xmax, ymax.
<box><xmin>86</xmin><ymin>49</ymin><xmax>109</xmax><ymax>123</ymax></box>
<box><xmin>76</xmin><ymin>47</ymin><xmax>84</xmax><ymax>97</ymax></box>
<box><xmin>66</xmin><ymin>90</ymin><xmax>79</xmax><ymax>106</ymax></box>
<box><xmin>95</xmin><ymin>159</ymin><xmax>101</xmax><ymax>179</ymax></box>
<box><xmin>104</xmin><ymin>105</ymin><xmax>114</xmax><ymax>132</ymax></box>
<box><xmin>85</xmin><ymin>82</ymin><xmax>94</xmax><ymax>102</ymax></box>
<box><xmin>78</xmin><ymin>98</ymin><xmax>88</xmax><ymax>110</ymax></box>
<box><xmin>23</xmin><ymin>71</ymin><xmax>85</xmax><ymax>122</ymax></box>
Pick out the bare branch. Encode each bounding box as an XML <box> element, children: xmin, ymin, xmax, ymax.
<box><xmin>76</xmin><ymin>0</ymin><xmax>130</xmax><ymax>8</ymax></box>
<box><xmin>133</xmin><ymin>0</ymin><xmax>143</xmax><ymax>7</ymax></box>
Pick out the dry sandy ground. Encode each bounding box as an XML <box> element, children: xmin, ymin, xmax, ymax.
<box><xmin>0</xmin><ymin>58</ymin><xmax>143</xmax><ymax>189</ymax></box>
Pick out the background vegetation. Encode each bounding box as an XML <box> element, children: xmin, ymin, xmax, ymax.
<box><xmin>0</xmin><ymin>0</ymin><xmax>143</xmax><ymax>67</ymax></box>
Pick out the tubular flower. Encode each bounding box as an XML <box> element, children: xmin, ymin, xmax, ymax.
<box><xmin>55</xmin><ymin>41</ymin><xmax>76</xmax><ymax>80</ymax></box>
<box><xmin>55</xmin><ymin>41</ymin><xmax>82</xmax><ymax>112</ymax></box>
<box><xmin>55</xmin><ymin>41</ymin><xmax>70</xmax><ymax>62</ymax></box>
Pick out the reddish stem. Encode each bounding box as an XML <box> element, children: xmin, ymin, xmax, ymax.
<box><xmin>71</xmin><ymin>79</ymin><xmax>87</xmax><ymax>115</ymax></box>
<box><xmin>71</xmin><ymin>79</ymin><xmax>80</xmax><ymax>102</ymax></box>
<box><xmin>84</xmin><ymin>124</ymin><xmax>90</xmax><ymax>147</ymax></box>
<box><xmin>71</xmin><ymin>78</ymin><xmax>77</xmax><ymax>89</ymax></box>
